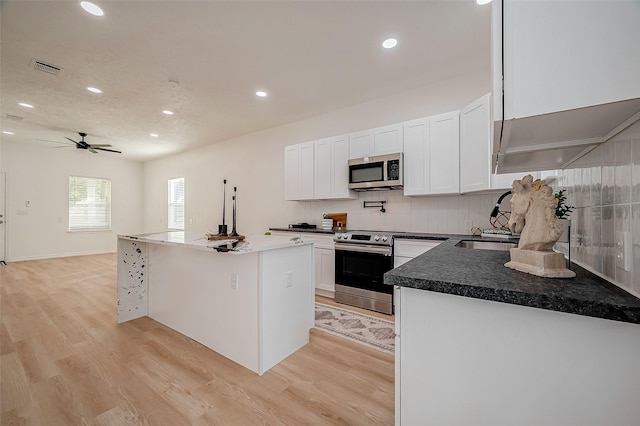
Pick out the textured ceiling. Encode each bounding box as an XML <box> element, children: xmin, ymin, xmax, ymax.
<box><xmin>0</xmin><ymin>1</ymin><xmax>491</xmax><ymax>162</ymax></box>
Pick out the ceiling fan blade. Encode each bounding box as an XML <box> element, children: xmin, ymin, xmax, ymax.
<box><xmin>87</xmin><ymin>144</ymin><xmax>113</xmax><ymax>147</ymax></box>
<box><xmin>89</xmin><ymin>148</ymin><xmax>98</xmax><ymax>153</ymax></box>
<box><xmin>37</xmin><ymin>138</ymin><xmax>75</xmax><ymax>146</ymax></box>
<box><xmin>94</xmin><ymin>147</ymin><xmax>122</xmax><ymax>154</ymax></box>
<box><xmin>65</xmin><ymin>137</ymin><xmax>79</xmax><ymax>144</ymax></box>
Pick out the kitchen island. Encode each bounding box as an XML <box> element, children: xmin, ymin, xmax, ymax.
<box><xmin>386</xmin><ymin>237</ymin><xmax>640</xmax><ymax>426</ymax></box>
<box><xmin>117</xmin><ymin>231</ymin><xmax>314</xmax><ymax>375</ymax></box>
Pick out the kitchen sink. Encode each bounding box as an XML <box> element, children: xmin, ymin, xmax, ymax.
<box><xmin>455</xmin><ymin>240</ymin><xmax>518</xmax><ymax>251</ymax></box>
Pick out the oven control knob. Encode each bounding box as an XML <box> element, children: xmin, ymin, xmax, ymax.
<box><xmin>336</xmin><ymin>233</ymin><xmax>343</xmax><ymax>239</ymax></box>
<box><xmin>382</xmin><ymin>236</ymin><xmax>388</xmax><ymax>242</ymax></box>
<box><xmin>374</xmin><ymin>235</ymin><xmax>380</xmax><ymax>241</ymax></box>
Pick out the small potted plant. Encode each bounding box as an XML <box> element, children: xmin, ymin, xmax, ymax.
<box><xmin>554</xmin><ymin>189</ymin><xmax>574</xmax><ymax>242</ymax></box>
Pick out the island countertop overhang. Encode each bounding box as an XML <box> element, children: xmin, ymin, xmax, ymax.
<box><xmin>118</xmin><ymin>231</ymin><xmax>312</xmax><ymax>254</ymax></box>
<box><xmin>385</xmin><ymin>237</ymin><xmax>640</xmax><ymax>325</ymax></box>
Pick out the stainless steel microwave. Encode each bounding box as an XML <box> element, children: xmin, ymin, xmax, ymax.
<box><xmin>348</xmin><ymin>153</ymin><xmax>403</xmax><ymax>191</ymax></box>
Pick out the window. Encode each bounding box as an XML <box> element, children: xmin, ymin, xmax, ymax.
<box><xmin>69</xmin><ymin>176</ymin><xmax>111</xmax><ymax>231</ymax></box>
<box><xmin>168</xmin><ymin>177</ymin><xmax>184</xmax><ymax>230</ymax></box>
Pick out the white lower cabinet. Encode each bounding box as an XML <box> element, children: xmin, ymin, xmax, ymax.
<box><xmin>394</xmin><ymin>239</ymin><xmax>442</xmax><ymax>268</ymax></box>
<box><xmin>300</xmin><ymin>233</ymin><xmax>335</xmax><ymax>296</ymax></box>
<box><xmin>396</xmin><ymin>287</ymin><xmax>640</xmax><ymax>425</ymax></box>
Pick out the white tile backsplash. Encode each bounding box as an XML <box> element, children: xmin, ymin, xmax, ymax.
<box><xmin>555</xmin><ymin>120</ymin><xmax>640</xmax><ymax>297</ymax></box>
<box><xmin>296</xmin><ymin>188</ymin><xmax>510</xmax><ymax>236</ymax></box>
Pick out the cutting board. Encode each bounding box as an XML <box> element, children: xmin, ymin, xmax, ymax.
<box><xmin>326</xmin><ymin>212</ymin><xmax>347</xmax><ymax>230</ymax></box>
<box><xmin>205</xmin><ymin>234</ymin><xmax>245</xmax><ymax>241</ymax></box>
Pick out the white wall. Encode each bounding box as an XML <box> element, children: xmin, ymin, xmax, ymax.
<box><xmin>143</xmin><ymin>70</ymin><xmax>493</xmax><ymax>236</ymax></box>
<box><xmin>0</xmin><ymin>140</ymin><xmax>143</xmax><ymax>261</ymax></box>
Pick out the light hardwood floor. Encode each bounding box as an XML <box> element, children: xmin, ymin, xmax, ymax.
<box><xmin>0</xmin><ymin>254</ymin><xmax>394</xmax><ymax>425</ymax></box>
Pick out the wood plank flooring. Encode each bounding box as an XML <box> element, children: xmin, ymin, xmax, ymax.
<box><xmin>0</xmin><ymin>254</ymin><xmax>394</xmax><ymax>425</ymax></box>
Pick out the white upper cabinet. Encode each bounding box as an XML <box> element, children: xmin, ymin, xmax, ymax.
<box><xmin>314</xmin><ymin>134</ymin><xmax>355</xmax><ymax>200</ymax></box>
<box><xmin>429</xmin><ymin>111</ymin><xmax>460</xmax><ymax>195</ymax></box>
<box><xmin>374</xmin><ymin>123</ymin><xmax>403</xmax><ymax>156</ymax></box>
<box><xmin>403</xmin><ymin>111</ymin><xmax>460</xmax><ymax>196</ymax></box>
<box><xmin>349</xmin><ymin>123</ymin><xmax>403</xmax><ymax>159</ymax></box>
<box><xmin>460</xmin><ymin>93</ymin><xmax>544</xmax><ymax>193</ymax></box>
<box><xmin>492</xmin><ymin>1</ymin><xmax>640</xmax><ymax>174</ymax></box>
<box><xmin>403</xmin><ymin>117</ymin><xmax>430</xmax><ymax>196</ymax></box>
<box><xmin>313</xmin><ymin>138</ymin><xmax>332</xmax><ymax>199</ymax></box>
<box><xmin>284</xmin><ymin>141</ymin><xmax>314</xmax><ymax>201</ymax></box>
<box><xmin>348</xmin><ymin>129</ymin><xmax>373</xmax><ymax>159</ymax></box>
<box><xmin>460</xmin><ymin>93</ymin><xmax>492</xmax><ymax>193</ymax></box>
<box><xmin>286</xmin><ymin>135</ymin><xmax>354</xmax><ymax>201</ymax></box>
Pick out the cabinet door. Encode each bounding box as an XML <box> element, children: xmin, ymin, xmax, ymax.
<box><xmin>460</xmin><ymin>94</ymin><xmax>491</xmax><ymax>193</ymax></box>
<box><xmin>429</xmin><ymin>111</ymin><xmax>460</xmax><ymax>194</ymax></box>
<box><xmin>403</xmin><ymin>117</ymin><xmax>430</xmax><ymax>196</ymax></box>
<box><xmin>374</xmin><ymin>123</ymin><xmax>403</xmax><ymax>156</ymax></box>
<box><xmin>329</xmin><ymin>135</ymin><xmax>353</xmax><ymax>199</ymax></box>
<box><xmin>349</xmin><ymin>130</ymin><xmax>374</xmax><ymax>159</ymax></box>
<box><xmin>284</xmin><ymin>142</ymin><xmax>314</xmax><ymax>200</ymax></box>
<box><xmin>314</xmin><ymin>138</ymin><xmax>332</xmax><ymax>199</ymax></box>
<box><xmin>299</xmin><ymin>142</ymin><xmax>315</xmax><ymax>199</ymax></box>
<box><xmin>315</xmin><ymin>247</ymin><xmax>335</xmax><ymax>294</ymax></box>
<box><xmin>284</xmin><ymin>145</ymin><xmax>301</xmax><ymax>200</ymax></box>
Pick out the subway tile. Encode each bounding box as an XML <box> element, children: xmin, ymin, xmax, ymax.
<box><xmin>614</xmin><ymin>139</ymin><xmax>632</xmax><ymax>204</ymax></box>
<box><xmin>632</xmin><ymin>203</ymin><xmax>640</xmax><ymax>294</ymax></box>
<box><xmin>614</xmin><ymin>204</ymin><xmax>632</xmax><ymax>288</ymax></box>
<box><xmin>601</xmin><ymin>143</ymin><xmax>616</xmax><ymax>206</ymax></box>
<box><xmin>601</xmin><ymin>205</ymin><xmax>615</xmax><ymax>280</ymax></box>
<box><xmin>632</xmin><ymin>138</ymin><xmax>640</xmax><ymax>203</ymax></box>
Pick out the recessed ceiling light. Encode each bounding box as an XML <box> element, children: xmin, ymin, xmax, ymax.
<box><xmin>476</xmin><ymin>0</ymin><xmax>492</xmax><ymax>4</ymax></box>
<box><xmin>3</xmin><ymin>131</ymin><xmax>15</xmax><ymax>135</ymax></box>
<box><xmin>150</xmin><ymin>133</ymin><xmax>159</xmax><ymax>138</ymax></box>
<box><xmin>382</xmin><ymin>38</ymin><xmax>398</xmax><ymax>49</ymax></box>
<box><xmin>80</xmin><ymin>1</ymin><xmax>104</xmax><ymax>16</ymax></box>
<box><xmin>87</xmin><ymin>86</ymin><xmax>103</xmax><ymax>93</ymax></box>
<box><xmin>256</xmin><ymin>91</ymin><xmax>267</xmax><ymax>98</ymax></box>
<box><xmin>18</xmin><ymin>102</ymin><xmax>34</xmax><ymax>108</ymax></box>
<box><xmin>162</xmin><ymin>110</ymin><xmax>174</xmax><ymax>115</ymax></box>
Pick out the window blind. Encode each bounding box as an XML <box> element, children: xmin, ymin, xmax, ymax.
<box><xmin>69</xmin><ymin>176</ymin><xmax>111</xmax><ymax>231</ymax></box>
<box><xmin>168</xmin><ymin>177</ymin><xmax>184</xmax><ymax>230</ymax></box>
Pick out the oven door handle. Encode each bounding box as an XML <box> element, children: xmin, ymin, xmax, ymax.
<box><xmin>334</xmin><ymin>243</ymin><xmax>392</xmax><ymax>256</ymax></box>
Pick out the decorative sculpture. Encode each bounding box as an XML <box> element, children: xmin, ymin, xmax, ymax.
<box><xmin>504</xmin><ymin>175</ymin><xmax>575</xmax><ymax>278</ymax></box>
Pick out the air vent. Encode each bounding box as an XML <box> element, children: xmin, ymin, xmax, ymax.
<box><xmin>30</xmin><ymin>58</ymin><xmax>63</xmax><ymax>76</ymax></box>
<box><xmin>2</xmin><ymin>113</ymin><xmax>24</xmax><ymax>121</ymax></box>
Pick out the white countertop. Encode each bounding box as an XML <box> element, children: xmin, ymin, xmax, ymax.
<box><xmin>118</xmin><ymin>231</ymin><xmax>311</xmax><ymax>254</ymax></box>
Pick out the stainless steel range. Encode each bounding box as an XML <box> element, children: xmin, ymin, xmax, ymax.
<box><xmin>334</xmin><ymin>231</ymin><xmax>394</xmax><ymax>315</ymax></box>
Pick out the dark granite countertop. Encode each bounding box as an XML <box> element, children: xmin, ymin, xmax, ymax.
<box><xmin>385</xmin><ymin>237</ymin><xmax>640</xmax><ymax>325</ymax></box>
<box><xmin>270</xmin><ymin>226</ymin><xmax>640</xmax><ymax>324</ymax></box>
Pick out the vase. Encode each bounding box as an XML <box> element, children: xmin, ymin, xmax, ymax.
<box><xmin>557</xmin><ymin>218</ymin><xmax>571</xmax><ymax>243</ymax></box>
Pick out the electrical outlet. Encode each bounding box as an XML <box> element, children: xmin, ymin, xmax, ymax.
<box><xmin>189</xmin><ymin>218</ymin><xmax>193</xmax><ymax>225</ymax></box>
<box><xmin>17</xmin><ymin>210</ymin><xmax>27</xmax><ymax>216</ymax></box>
<box><xmin>615</xmin><ymin>231</ymin><xmax>631</xmax><ymax>272</ymax></box>
<box><xmin>286</xmin><ymin>271</ymin><xmax>294</xmax><ymax>288</ymax></box>
<box><xmin>231</xmin><ymin>273</ymin><xmax>239</xmax><ymax>290</ymax></box>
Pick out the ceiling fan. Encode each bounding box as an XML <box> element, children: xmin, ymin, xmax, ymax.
<box><xmin>64</xmin><ymin>132</ymin><xmax>122</xmax><ymax>154</ymax></box>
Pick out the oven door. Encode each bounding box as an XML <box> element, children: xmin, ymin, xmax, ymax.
<box><xmin>334</xmin><ymin>243</ymin><xmax>394</xmax><ymax>294</ymax></box>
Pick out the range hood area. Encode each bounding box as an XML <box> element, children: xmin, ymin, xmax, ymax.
<box><xmin>490</xmin><ymin>1</ymin><xmax>640</xmax><ymax>174</ymax></box>
<box><xmin>493</xmin><ymin>98</ymin><xmax>640</xmax><ymax>174</ymax></box>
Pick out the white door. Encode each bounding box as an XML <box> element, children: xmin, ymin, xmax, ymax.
<box><xmin>0</xmin><ymin>172</ymin><xmax>5</xmax><ymax>264</ymax></box>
